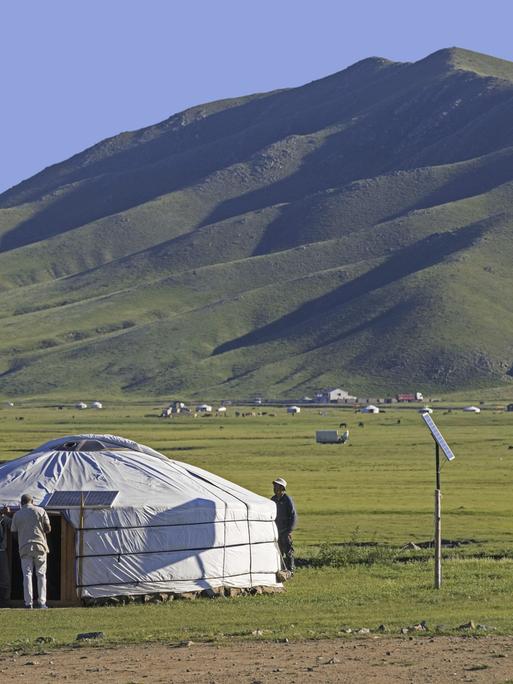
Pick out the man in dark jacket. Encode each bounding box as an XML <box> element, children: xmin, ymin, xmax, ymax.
<box><xmin>0</xmin><ymin>507</ymin><xmax>12</xmax><ymax>607</ymax></box>
<box><xmin>271</xmin><ymin>477</ymin><xmax>297</xmax><ymax>574</ymax></box>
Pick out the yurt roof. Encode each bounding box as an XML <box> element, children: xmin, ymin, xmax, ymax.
<box><xmin>0</xmin><ymin>434</ymin><xmax>273</xmax><ymax>518</ymax></box>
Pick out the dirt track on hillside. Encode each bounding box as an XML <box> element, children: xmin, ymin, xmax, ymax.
<box><xmin>3</xmin><ymin>636</ymin><xmax>513</xmax><ymax>683</ymax></box>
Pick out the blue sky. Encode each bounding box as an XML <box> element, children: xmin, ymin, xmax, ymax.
<box><xmin>1</xmin><ymin>0</ymin><xmax>512</xmax><ymax>193</ymax></box>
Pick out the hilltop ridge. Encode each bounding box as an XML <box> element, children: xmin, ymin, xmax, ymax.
<box><xmin>419</xmin><ymin>46</ymin><xmax>513</xmax><ymax>80</ymax></box>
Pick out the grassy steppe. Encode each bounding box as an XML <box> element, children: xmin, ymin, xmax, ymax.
<box><xmin>1</xmin><ymin>403</ymin><xmax>513</xmax><ymax>647</ymax></box>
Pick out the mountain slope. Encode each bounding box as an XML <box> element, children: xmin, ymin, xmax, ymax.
<box><xmin>2</xmin><ymin>47</ymin><xmax>513</xmax><ymax>398</ymax></box>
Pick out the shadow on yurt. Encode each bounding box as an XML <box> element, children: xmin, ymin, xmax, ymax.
<box><xmin>0</xmin><ymin>434</ymin><xmax>284</xmax><ymax>606</ymax></box>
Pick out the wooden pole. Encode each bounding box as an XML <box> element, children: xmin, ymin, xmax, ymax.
<box><xmin>434</xmin><ymin>443</ymin><xmax>442</xmax><ymax>589</ymax></box>
<box><xmin>78</xmin><ymin>494</ymin><xmax>85</xmax><ymax>600</ymax></box>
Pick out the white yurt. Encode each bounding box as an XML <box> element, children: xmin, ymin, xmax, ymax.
<box><xmin>418</xmin><ymin>407</ymin><xmax>433</xmax><ymax>414</ymax></box>
<box><xmin>91</xmin><ymin>401</ymin><xmax>103</xmax><ymax>409</ymax></box>
<box><xmin>287</xmin><ymin>406</ymin><xmax>301</xmax><ymax>414</ymax></box>
<box><xmin>196</xmin><ymin>404</ymin><xmax>212</xmax><ymax>413</ymax></box>
<box><xmin>463</xmin><ymin>406</ymin><xmax>481</xmax><ymax>413</ymax></box>
<box><xmin>360</xmin><ymin>404</ymin><xmax>379</xmax><ymax>414</ymax></box>
<box><xmin>0</xmin><ymin>435</ymin><xmax>282</xmax><ymax>605</ymax></box>
<box><xmin>75</xmin><ymin>402</ymin><xmax>87</xmax><ymax>410</ymax></box>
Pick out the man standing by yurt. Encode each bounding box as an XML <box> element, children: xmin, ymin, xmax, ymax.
<box><xmin>271</xmin><ymin>477</ymin><xmax>297</xmax><ymax>575</ymax></box>
<box><xmin>11</xmin><ymin>494</ymin><xmax>51</xmax><ymax>609</ymax></box>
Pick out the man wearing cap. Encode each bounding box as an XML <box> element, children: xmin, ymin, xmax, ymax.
<box><xmin>271</xmin><ymin>477</ymin><xmax>297</xmax><ymax>574</ymax></box>
<box><xmin>11</xmin><ymin>494</ymin><xmax>51</xmax><ymax>609</ymax></box>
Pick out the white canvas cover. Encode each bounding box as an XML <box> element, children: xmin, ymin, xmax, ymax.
<box><xmin>0</xmin><ymin>434</ymin><xmax>282</xmax><ymax>599</ymax></box>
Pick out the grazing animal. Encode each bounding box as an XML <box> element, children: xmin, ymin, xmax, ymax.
<box><xmin>339</xmin><ymin>422</ymin><xmax>347</xmax><ymax>429</ymax></box>
<box><xmin>358</xmin><ymin>421</ymin><xmax>364</xmax><ymax>428</ymax></box>
<box><xmin>397</xmin><ymin>419</ymin><xmax>401</xmax><ymax>424</ymax></box>
<box><xmin>340</xmin><ymin>430</ymin><xmax>350</xmax><ymax>444</ymax></box>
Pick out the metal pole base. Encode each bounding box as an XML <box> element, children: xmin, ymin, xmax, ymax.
<box><xmin>434</xmin><ymin>488</ymin><xmax>441</xmax><ymax>588</ymax></box>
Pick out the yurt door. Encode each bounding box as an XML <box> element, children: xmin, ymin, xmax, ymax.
<box><xmin>9</xmin><ymin>513</ymin><xmax>78</xmax><ymax>605</ymax></box>
<box><xmin>9</xmin><ymin>513</ymin><xmax>61</xmax><ymax>602</ymax></box>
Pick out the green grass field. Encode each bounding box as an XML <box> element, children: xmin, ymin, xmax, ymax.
<box><xmin>1</xmin><ymin>402</ymin><xmax>513</xmax><ymax>648</ymax></box>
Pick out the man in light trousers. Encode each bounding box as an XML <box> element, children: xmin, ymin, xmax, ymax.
<box><xmin>11</xmin><ymin>494</ymin><xmax>51</xmax><ymax>609</ymax></box>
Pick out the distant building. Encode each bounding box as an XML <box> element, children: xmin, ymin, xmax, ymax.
<box><xmin>507</xmin><ymin>403</ymin><xmax>513</xmax><ymax>412</ymax></box>
<box><xmin>168</xmin><ymin>401</ymin><xmax>189</xmax><ymax>414</ymax></box>
<box><xmin>397</xmin><ymin>393</ymin><xmax>415</xmax><ymax>402</ymax></box>
<box><xmin>287</xmin><ymin>406</ymin><xmax>301</xmax><ymax>414</ymax></box>
<box><xmin>315</xmin><ymin>388</ymin><xmax>356</xmax><ymax>403</ymax></box>
<box><xmin>397</xmin><ymin>392</ymin><xmax>424</xmax><ymax>402</ymax></box>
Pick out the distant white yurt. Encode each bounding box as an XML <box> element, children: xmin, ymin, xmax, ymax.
<box><xmin>287</xmin><ymin>406</ymin><xmax>301</xmax><ymax>414</ymax></box>
<box><xmin>217</xmin><ymin>406</ymin><xmax>227</xmax><ymax>413</ymax></box>
<box><xmin>75</xmin><ymin>402</ymin><xmax>87</xmax><ymax>410</ymax></box>
<box><xmin>360</xmin><ymin>404</ymin><xmax>379</xmax><ymax>414</ymax></box>
<box><xmin>196</xmin><ymin>404</ymin><xmax>212</xmax><ymax>413</ymax></box>
<box><xmin>418</xmin><ymin>407</ymin><xmax>433</xmax><ymax>414</ymax></box>
<box><xmin>91</xmin><ymin>401</ymin><xmax>103</xmax><ymax>409</ymax></box>
<box><xmin>463</xmin><ymin>406</ymin><xmax>481</xmax><ymax>413</ymax></box>
<box><xmin>0</xmin><ymin>435</ymin><xmax>282</xmax><ymax>605</ymax></box>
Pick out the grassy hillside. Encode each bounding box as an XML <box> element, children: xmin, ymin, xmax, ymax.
<box><xmin>1</xmin><ymin>47</ymin><xmax>513</xmax><ymax>398</ymax></box>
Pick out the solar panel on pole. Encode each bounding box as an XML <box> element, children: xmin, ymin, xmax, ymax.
<box><xmin>421</xmin><ymin>413</ymin><xmax>455</xmax><ymax>461</ymax></box>
<box><xmin>420</xmin><ymin>413</ymin><xmax>455</xmax><ymax>589</ymax></box>
<box><xmin>46</xmin><ymin>491</ymin><xmax>83</xmax><ymax>508</ymax></box>
<box><xmin>46</xmin><ymin>490</ymin><xmax>119</xmax><ymax>509</ymax></box>
<box><xmin>84</xmin><ymin>491</ymin><xmax>118</xmax><ymax>507</ymax></box>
